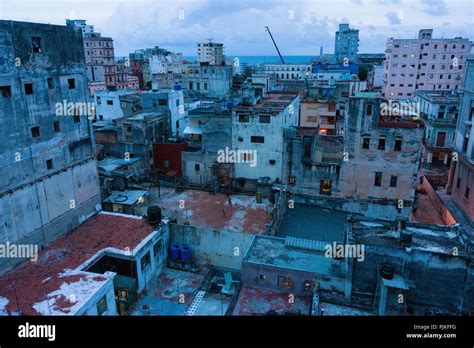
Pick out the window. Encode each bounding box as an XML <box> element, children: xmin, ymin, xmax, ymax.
<box><xmin>96</xmin><ymin>295</ymin><xmax>108</xmax><ymax>316</ymax></box>
<box><xmin>362</xmin><ymin>137</ymin><xmax>370</xmax><ymax>149</ymax></box>
<box><xmin>390</xmin><ymin>175</ymin><xmax>398</xmax><ymax>187</ymax></box>
<box><xmin>67</xmin><ymin>78</ymin><xmax>76</xmax><ymax>89</ymax></box>
<box><xmin>140</xmin><ymin>251</ymin><xmax>151</xmax><ymax>271</ymax></box>
<box><xmin>44</xmin><ymin>79</ymin><xmax>55</xmax><ymax>92</ymax></box>
<box><xmin>394</xmin><ymin>138</ymin><xmax>402</xmax><ymax>151</ymax></box>
<box><xmin>163</xmin><ymin>160</ymin><xmax>170</xmax><ymax>168</ymax></box>
<box><xmin>251</xmin><ymin>136</ymin><xmax>265</xmax><ymax>143</ymax></box>
<box><xmin>366</xmin><ymin>104</ymin><xmax>373</xmax><ymax>116</ymax></box>
<box><xmin>456</xmin><ymin>177</ymin><xmax>461</xmax><ymax>189</ymax></box>
<box><xmin>238</xmin><ymin>114</ymin><xmax>249</xmax><ymax>123</ymax></box>
<box><xmin>31</xmin><ymin>126</ymin><xmax>40</xmax><ymax>138</ymax></box>
<box><xmin>46</xmin><ymin>159</ymin><xmax>53</xmax><ymax>170</ymax></box>
<box><xmin>24</xmin><ymin>83</ymin><xmax>33</xmax><ymax>95</ymax></box>
<box><xmin>0</xmin><ymin>85</ymin><xmax>11</xmax><ymax>97</ymax></box>
<box><xmin>378</xmin><ymin>137</ymin><xmax>386</xmax><ymax>150</ymax></box>
<box><xmin>278</xmin><ymin>275</ymin><xmax>292</xmax><ymax>288</ymax></box>
<box><xmin>106</xmin><ymin>100</ymin><xmax>113</xmax><ymax>105</ymax></box>
<box><xmin>32</xmin><ymin>36</ymin><xmax>42</xmax><ymax>53</ymax></box>
<box><xmin>374</xmin><ymin>172</ymin><xmax>382</xmax><ymax>187</ymax></box>
<box><xmin>53</xmin><ymin>121</ymin><xmax>60</xmax><ymax>133</ymax></box>
<box><xmin>320</xmin><ymin>180</ymin><xmax>332</xmax><ymax>195</ymax></box>
<box><xmin>259</xmin><ymin>115</ymin><xmax>270</xmax><ymax>123</ymax></box>
<box><xmin>465</xmin><ymin>187</ymin><xmax>470</xmax><ymax>200</ymax></box>
<box><xmin>436</xmin><ymin>132</ymin><xmax>446</xmax><ymax>147</ymax></box>
<box><xmin>195</xmin><ymin>164</ymin><xmax>200</xmax><ymax>172</ymax></box>
<box><xmin>73</xmin><ymin>115</ymin><xmax>80</xmax><ymax>123</ymax></box>
<box><xmin>159</xmin><ymin>99</ymin><xmax>167</xmax><ymax>106</ymax></box>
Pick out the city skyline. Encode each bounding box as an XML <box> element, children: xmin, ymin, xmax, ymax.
<box><xmin>1</xmin><ymin>0</ymin><xmax>473</xmax><ymax>56</ymax></box>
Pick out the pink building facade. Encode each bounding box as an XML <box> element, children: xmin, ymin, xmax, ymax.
<box><xmin>382</xmin><ymin>29</ymin><xmax>472</xmax><ymax>100</ymax></box>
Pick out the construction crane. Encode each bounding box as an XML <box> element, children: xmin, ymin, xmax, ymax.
<box><xmin>265</xmin><ymin>26</ymin><xmax>285</xmax><ymax>64</ymax></box>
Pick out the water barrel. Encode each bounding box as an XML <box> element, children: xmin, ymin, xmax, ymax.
<box><xmin>173</xmin><ymin>83</ymin><xmax>182</xmax><ymax>91</ymax></box>
<box><xmin>170</xmin><ymin>243</ymin><xmax>180</xmax><ymax>261</ymax></box>
<box><xmin>180</xmin><ymin>244</ymin><xmax>192</xmax><ymax>262</ymax></box>
<box><xmin>147</xmin><ymin>206</ymin><xmax>162</xmax><ymax>224</ymax></box>
<box><xmin>381</xmin><ymin>264</ymin><xmax>394</xmax><ymax>280</ymax></box>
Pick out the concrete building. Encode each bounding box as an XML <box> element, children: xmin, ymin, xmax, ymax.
<box><xmin>448</xmin><ymin>56</ymin><xmax>474</xmax><ymax>221</ymax></box>
<box><xmin>94</xmin><ymin>90</ymin><xmax>142</xmax><ymax>121</ymax></box>
<box><xmin>334</xmin><ymin>24</ymin><xmax>359</xmax><ymax>64</ymax></box>
<box><xmin>415</xmin><ymin>90</ymin><xmax>461</xmax><ymax>169</ymax></box>
<box><xmin>0</xmin><ymin>20</ymin><xmax>101</xmax><ymax>273</ymax></box>
<box><xmin>262</xmin><ymin>64</ymin><xmax>312</xmax><ymax>80</ymax></box>
<box><xmin>0</xmin><ymin>212</ymin><xmax>170</xmax><ymax>315</ymax></box>
<box><xmin>232</xmin><ymin>91</ymin><xmax>300</xmax><ymax>182</ymax></box>
<box><xmin>66</xmin><ymin>19</ymin><xmax>117</xmax><ymax>88</ymax></box>
<box><xmin>299</xmin><ymin>97</ymin><xmax>337</xmax><ymax>135</ymax></box>
<box><xmin>382</xmin><ymin>29</ymin><xmax>472</xmax><ymax>99</ymax></box>
<box><xmin>197</xmin><ymin>39</ymin><xmax>225</xmax><ymax>65</ymax></box>
<box><xmin>172</xmin><ymin>63</ymin><xmax>233</xmax><ymax>98</ymax></box>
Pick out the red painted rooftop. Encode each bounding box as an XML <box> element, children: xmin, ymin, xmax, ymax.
<box><xmin>0</xmin><ymin>212</ymin><xmax>156</xmax><ymax>315</ymax></box>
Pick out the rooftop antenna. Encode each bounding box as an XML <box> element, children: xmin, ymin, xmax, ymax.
<box><xmin>265</xmin><ymin>26</ymin><xmax>285</xmax><ymax>64</ymax></box>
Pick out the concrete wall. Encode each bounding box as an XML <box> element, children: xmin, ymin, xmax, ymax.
<box><xmin>170</xmin><ymin>224</ymin><xmax>256</xmax><ymax>270</ymax></box>
<box><xmin>78</xmin><ymin>273</ymin><xmax>117</xmax><ymax>316</ymax></box>
<box><xmin>420</xmin><ymin>176</ymin><xmax>456</xmax><ymax>225</ymax></box>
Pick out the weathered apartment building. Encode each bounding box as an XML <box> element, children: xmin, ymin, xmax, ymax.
<box><xmin>197</xmin><ymin>39</ymin><xmax>225</xmax><ymax>65</ymax></box>
<box><xmin>286</xmin><ymin>92</ymin><xmax>423</xmax><ymax>220</ymax></box>
<box><xmin>334</xmin><ymin>23</ymin><xmax>359</xmax><ymax>64</ymax></box>
<box><xmin>0</xmin><ymin>21</ymin><xmax>101</xmax><ymax>272</ymax></box>
<box><xmin>66</xmin><ymin>19</ymin><xmax>117</xmax><ymax>89</ymax></box>
<box><xmin>232</xmin><ymin>90</ymin><xmax>300</xmax><ymax>182</ymax></box>
<box><xmin>447</xmin><ymin>56</ymin><xmax>474</xmax><ymax>221</ymax></box>
<box><xmin>382</xmin><ymin>29</ymin><xmax>472</xmax><ymax>99</ymax></box>
<box><xmin>415</xmin><ymin>89</ymin><xmax>461</xmax><ymax>169</ymax></box>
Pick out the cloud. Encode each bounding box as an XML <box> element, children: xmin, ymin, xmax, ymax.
<box><xmin>386</xmin><ymin>11</ymin><xmax>402</xmax><ymax>25</ymax></box>
<box><xmin>419</xmin><ymin>0</ymin><xmax>448</xmax><ymax>16</ymax></box>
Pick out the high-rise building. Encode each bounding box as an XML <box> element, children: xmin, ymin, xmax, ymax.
<box><xmin>334</xmin><ymin>24</ymin><xmax>359</xmax><ymax>64</ymax></box>
<box><xmin>382</xmin><ymin>29</ymin><xmax>472</xmax><ymax>99</ymax></box>
<box><xmin>447</xmin><ymin>56</ymin><xmax>474</xmax><ymax>221</ymax></box>
<box><xmin>66</xmin><ymin>19</ymin><xmax>117</xmax><ymax>88</ymax></box>
<box><xmin>197</xmin><ymin>39</ymin><xmax>225</xmax><ymax>65</ymax></box>
<box><xmin>0</xmin><ymin>20</ymin><xmax>101</xmax><ymax>272</ymax></box>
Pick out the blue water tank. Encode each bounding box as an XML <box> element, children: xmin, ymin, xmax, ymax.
<box><xmin>170</xmin><ymin>243</ymin><xmax>180</xmax><ymax>261</ymax></box>
<box><xmin>173</xmin><ymin>83</ymin><xmax>182</xmax><ymax>91</ymax></box>
<box><xmin>226</xmin><ymin>101</ymin><xmax>234</xmax><ymax>110</ymax></box>
<box><xmin>180</xmin><ymin>244</ymin><xmax>192</xmax><ymax>262</ymax></box>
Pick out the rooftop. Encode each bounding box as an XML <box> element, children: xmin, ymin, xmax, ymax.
<box><xmin>244</xmin><ymin>235</ymin><xmax>340</xmax><ymax>276</ymax></box>
<box><xmin>0</xmin><ymin>212</ymin><xmax>158</xmax><ymax>315</ymax></box>
<box><xmin>103</xmin><ymin>190</ymin><xmax>148</xmax><ymax>206</ymax></box>
<box><xmin>233</xmin><ymin>285</ymin><xmax>312</xmax><ymax>315</ymax></box>
<box><xmin>149</xmin><ymin>187</ymin><xmax>272</xmax><ymax>234</ymax></box>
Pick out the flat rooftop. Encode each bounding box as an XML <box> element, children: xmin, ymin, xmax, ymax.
<box><xmin>277</xmin><ymin>205</ymin><xmax>346</xmax><ymax>242</ymax></box>
<box><xmin>351</xmin><ymin>219</ymin><xmax>468</xmax><ymax>257</ymax></box>
<box><xmin>0</xmin><ymin>212</ymin><xmax>158</xmax><ymax>315</ymax></box>
<box><xmin>103</xmin><ymin>190</ymin><xmax>148</xmax><ymax>206</ymax></box>
<box><xmin>244</xmin><ymin>236</ymin><xmax>339</xmax><ymax>276</ymax></box>
<box><xmin>150</xmin><ymin>187</ymin><xmax>272</xmax><ymax>234</ymax></box>
<box><xmin>233</xmin><ymin>285</ymin><xmax>311</xmax><ymax>315</ymax></box>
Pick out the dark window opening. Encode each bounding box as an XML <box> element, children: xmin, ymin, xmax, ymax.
<box><xmin>67</xmin><ymin>78</ymin><xmax>76</xmax><ymax>89</ymax></box>
<box><xmin>465</xmin><ymin>187</ymin><xmax>470</xmax><ymax>200</ymax></box>
<box><xmin>390</xmin><ymin>175</ymin><xmax>398</xmax><ymax>187</ymax></box>
<box><xmin>238</xmin><ymin>113</ymin><xmax>249</xmax><ymax>123</ymax></box>
<box><xmin>32</xmin><ymin>36</ymin><xmax>42</xmax><ymax>53</ymax></box>
<box><xmin>107</xmin><ymin>100</ymin><xmax>113</xmax><ymax>105</ymax></box>
<box><xmin>140</xmin><ymin>251</ymin><xmax>151</xmax><ymax>271</ymax></box>
<box><xmin>251</xmin><ymin>136</ymin><xmax>264</xmax><ymax>143</ymax></box>
<box><xmin>378</xmin><ymin>137</ymin><xmax>386</xmax><ymax>150</ymax></box>
<box><xmin>195</xmin><ymin>164</ymin><xmax>200</xmax><ymax>172</ymax></box>
<box><xmin>96</xmin><ymin>295</ymin><xmax>108</xmax><ymax>316</ymax></box>
<box><xmin>73</xmin><ymin>115</ymin><xmax>80</xmax><ymax>123</ymax></box>
<box><xmin>1</xmin><ymin>85</ymin><xmax>12</xmax><ymax>98</ymax></box>
<box><xmin>362</xmin><ymin>137</ymin><xmax>370</xmax><ymax>149</ymax></box>
<box><xmin>53</xmin><ymin>121</ymin><xmax>60</xmax><ymax>133</ymax></box>
<box><xmin>456</xmin><ymin>177</ymin><xmax>461</xmax><ymax>189</ymax></box>
<box><xmin>259</xmin><ymin>115</ymin><xmax>271</xmax><ymax>123</ymax></box>
<box><xmin>394</xmin><ymin>139</ymin><xmax>402</xmax><ymax>151</ymax></box>
<box><xmin>31</xmin><ymin>126</ymin><xmax>40</xmax><ymax>138</ymax></box>
<box><xmin>46</xmin><ymin>159</ymin><xmax>53</xmax><ymax>170</ymax></box>
<box><xmin>366</xmin><ymin>104</ymin><xmax>373</xmax><ymax>116</ymax></box>
<box><xmin>24</xmin><ymin>83</ymin><xmax>33</xmax><ymax>95</ymax></box>
<box><xmin>278</xmin><ymin>275</ymin><xmax>292</xmax><ymax>288</ymax></box>
<box><xmin>374</xmin><ymin>172</ymin><xmax>382</xmax><ymax>187</ymax></box>
<box><xmin>47</xmin><ymin>78</ymin><xmax>54</xmax><ymax>89</ymax></box>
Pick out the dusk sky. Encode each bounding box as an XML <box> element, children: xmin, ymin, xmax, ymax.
<box><xmin>1</xmin><ymin>0</ymin><xmax>473</xmax><ymax>57</ymax></box>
